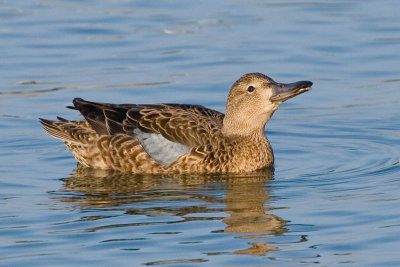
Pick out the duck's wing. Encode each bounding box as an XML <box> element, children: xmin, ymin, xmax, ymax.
<box><xmin>124</xmin><ymin>103</ymin><xmax>224</xmax><ymax>147</ymax></box>
<box><xmin>70</xmin><ymin>98</ymin><xmax>224</xmax><ymax>165</ymax></box>
<box><xmin>71</xmin><ymin>98</ymin><xmax>224</xmax><ymax>142</ymax></box>
<box><xmin>68</xmin><ymin>98</ymin><xmax>135</xmax><ymax>136</ymax></box>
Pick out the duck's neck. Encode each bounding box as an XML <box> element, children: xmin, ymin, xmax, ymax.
<box><xmin>222</xmin><ymin>104</ymin><xmax>278</xmax><ymax>137</ymax></box>
<box><xmin>222</xmin><ymin>115</ymin><xmax>268</xmax><ymax>138</ymax></box>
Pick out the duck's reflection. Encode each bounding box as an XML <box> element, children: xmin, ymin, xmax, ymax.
<box><xmin>59</xmin><ymin>165</ymin><xmax>286</xmax><ymax>255</ymax></box>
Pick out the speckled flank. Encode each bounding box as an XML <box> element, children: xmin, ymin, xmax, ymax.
<box><xmin>40</xmin><ymin>73</ymin><xmax>311</xmax><ymax>174</ymax></box>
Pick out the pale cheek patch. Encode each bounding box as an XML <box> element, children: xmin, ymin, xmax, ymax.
<box><xmin>134</xmin><ymin>129</ymin><xmax>191</xmax><ymax>166</ymax></box>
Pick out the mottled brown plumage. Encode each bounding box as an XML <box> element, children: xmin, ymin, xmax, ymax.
<box><xmin>40</xmin><ymin>73</ymin><xmax>312</xmax><ymax>173</ymax></box>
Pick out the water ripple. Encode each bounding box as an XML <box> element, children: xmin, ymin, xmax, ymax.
<box><xmin>0</xmin><ymin>82</ymin><xmax>171</xmax><ymax>95</ymax></box>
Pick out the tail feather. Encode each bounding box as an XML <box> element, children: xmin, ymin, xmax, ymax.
<box><xmin>56</xmin><ymin>116</ymin><xmax>69</xmax><ymax>122</ymax></box>
<box><xmin>39</xmin><ymin>118</ymin><xmax>80</xmax><ymax>144</ymax></box>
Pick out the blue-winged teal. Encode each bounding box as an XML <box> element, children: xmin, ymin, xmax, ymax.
<box><xmin>40</xmin><ymin>73</ymin><xmax>312</xmax><ymax>173</ymax></box>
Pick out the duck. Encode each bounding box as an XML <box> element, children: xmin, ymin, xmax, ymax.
<box><xmin>40</xmin><ymin>73</ymin><xmax>312</xmax><ymax>174</ymax></box>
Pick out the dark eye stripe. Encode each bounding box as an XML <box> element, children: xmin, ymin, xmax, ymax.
<box><xmin>247</xmin><ymin>86</ymin><xmax>255</xmax><ymax>93</ymax></box>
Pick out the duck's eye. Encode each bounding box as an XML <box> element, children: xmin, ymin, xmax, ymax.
<box><xmin>247</xmin><ymin>86</ymin><xmax>255</xmax><ymax>93</ymax></box>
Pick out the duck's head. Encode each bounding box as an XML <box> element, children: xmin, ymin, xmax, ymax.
<box><xmin>223</xmin><ymin>73</ymin><xmax>312</xmax><ymax>136</ymax></box>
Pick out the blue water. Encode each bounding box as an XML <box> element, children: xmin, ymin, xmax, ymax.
<box><xmin>1</xmin><ymin>0</ymin><xmax>400</xmax><ymax>266</ymax></box>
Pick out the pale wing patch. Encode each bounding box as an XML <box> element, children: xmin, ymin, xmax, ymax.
<box><xmin>134</xmin><ymin>129</ymin><xmax>191</xmax><ymax>166</ymax></box>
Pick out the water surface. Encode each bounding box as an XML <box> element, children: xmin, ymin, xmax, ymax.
<box><xmin>1</xmin><ymin>0</ymin><xmax>400</xmax><ymax>266</ymax></box>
